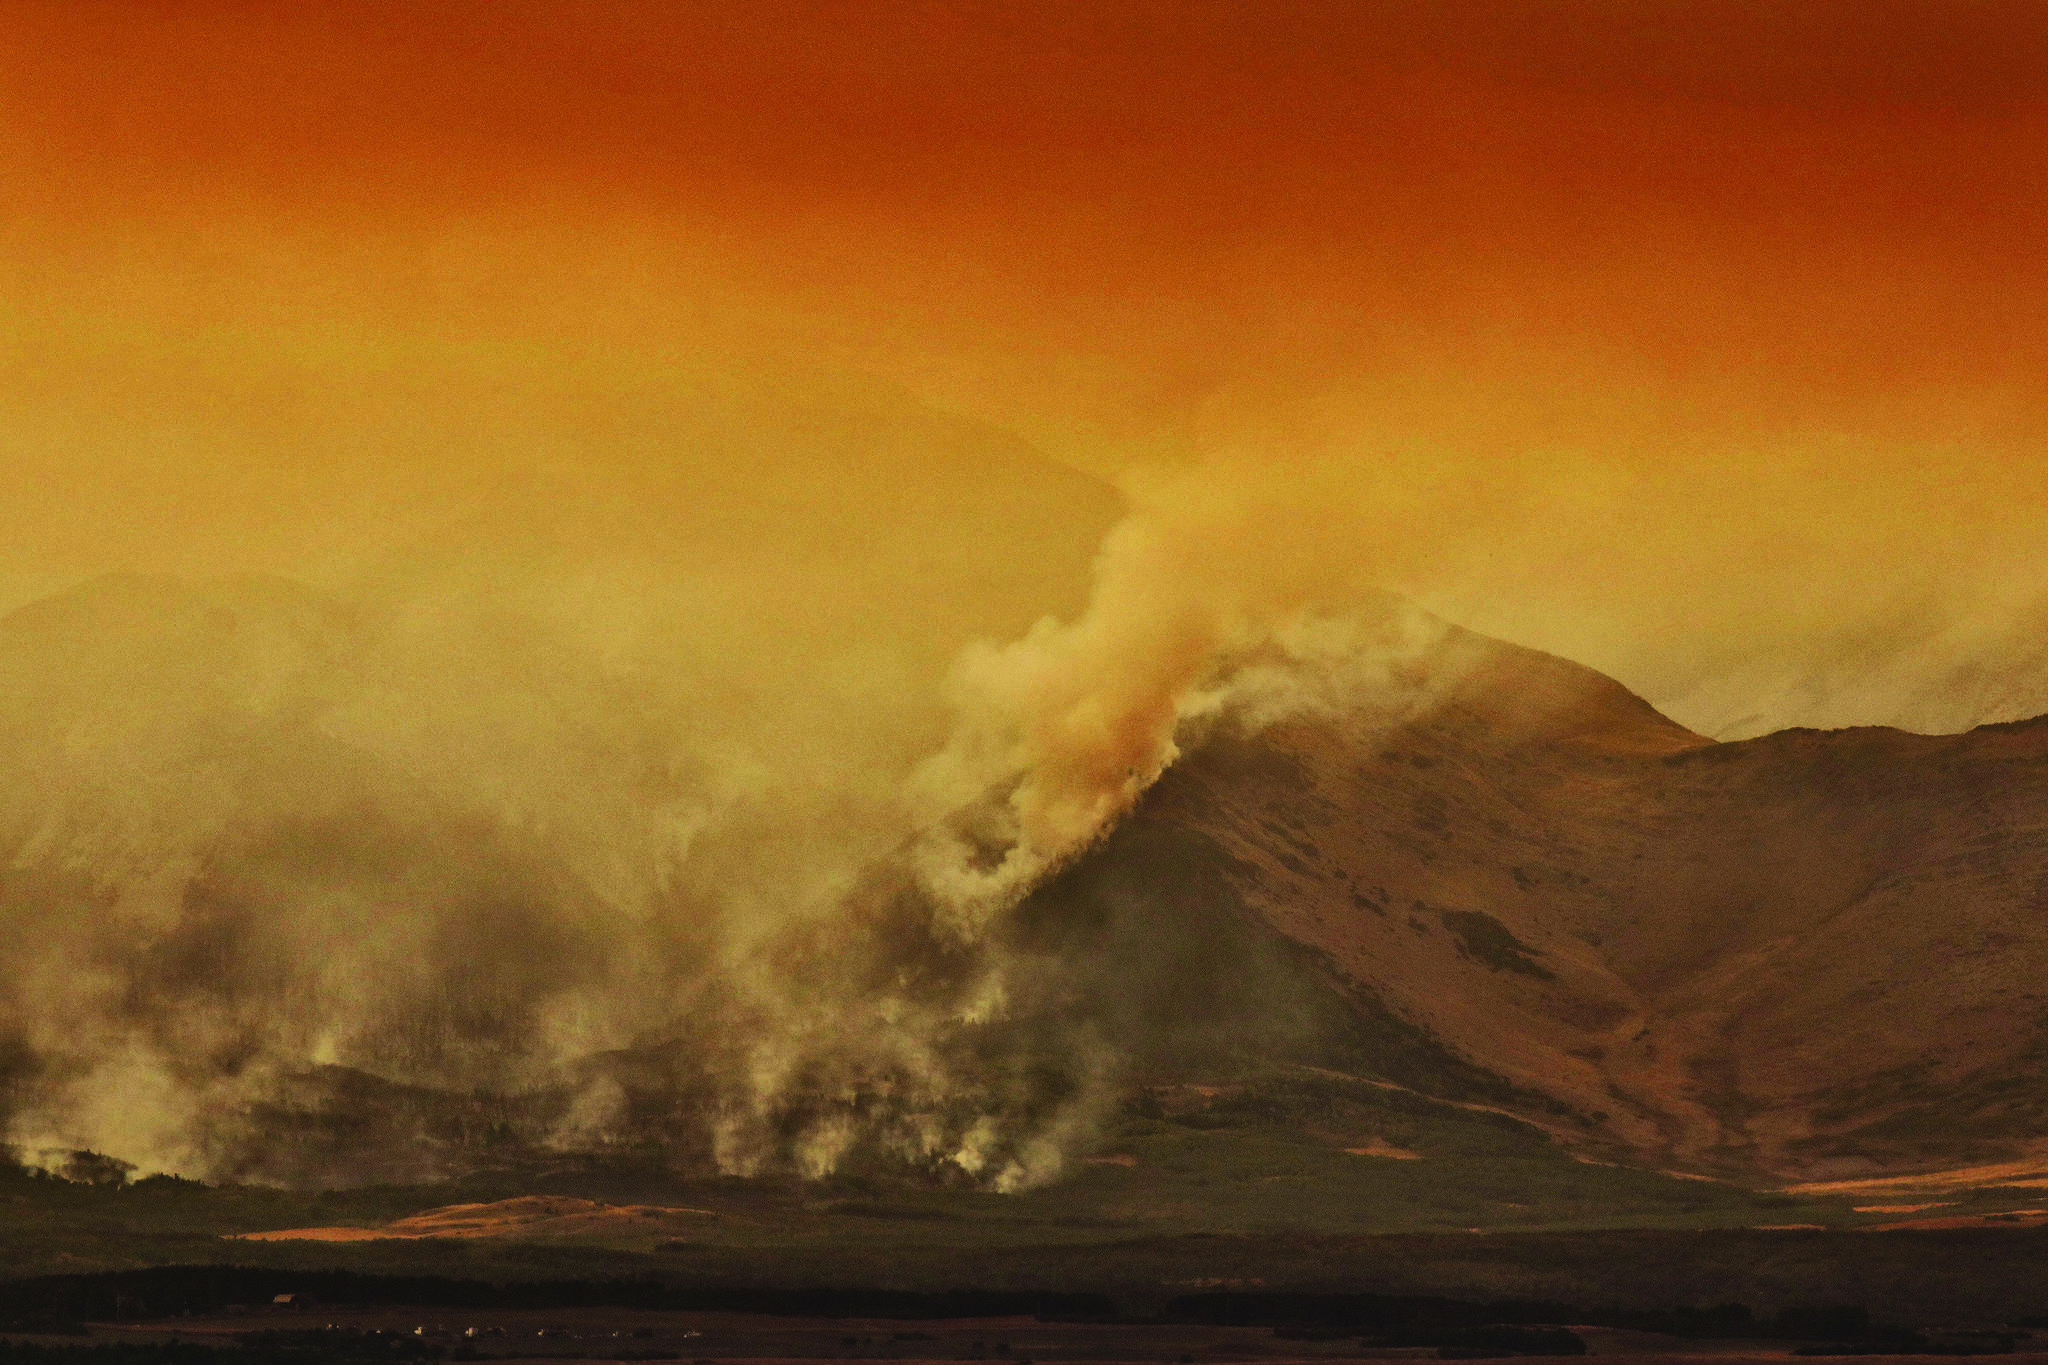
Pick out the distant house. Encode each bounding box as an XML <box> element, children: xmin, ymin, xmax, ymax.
<box><xmin>272</xmin><ymin>1294</ymin><xmax>315</xmax><ymax>1311</ymax></box>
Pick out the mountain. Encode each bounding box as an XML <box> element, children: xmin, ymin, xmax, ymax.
<box><xmin>1658</xmin><ymin>589</ymin><xmax>2048</xmax><ymax>740</ymax></box>
<box><xmin>5</xmin><ymin>567</ymin><xmax>2047</xmax><ymax>1198</ymax></box>
<box><xmin>1087</xmin><ymin>617</ymin><xmax>2048</xmax><ymax>1183</ymax></box>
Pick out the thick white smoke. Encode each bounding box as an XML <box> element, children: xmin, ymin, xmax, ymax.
<box><xmin>0</xmin><ymin>460</ymin><xmax>1462</xmax><ymax>1190</ymax></box>
<box><xmin>903</xmin><ymin>471</ymin><xmax>1405</xmax><ymax>930</ymax></box>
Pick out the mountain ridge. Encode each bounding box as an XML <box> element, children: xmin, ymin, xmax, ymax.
<box><xmin>1122</xmin><ymin>615</ymin><xmax>2048</xmax><ymax>1183</ymax></box>
<box><xmin>4</xmin><ymin>576</ymin><xmax>2048</xmax><ymax>1196</ymax></box>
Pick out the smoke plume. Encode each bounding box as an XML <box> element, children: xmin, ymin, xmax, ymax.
<box><xmin>0</xmin><ymin>410</ymin><xmax>1467</xmax><ymax>1191</ymax></box>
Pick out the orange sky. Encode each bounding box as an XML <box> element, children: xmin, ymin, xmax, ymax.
<box><xmin>11</xmin><ymin>0</ymin><xmax>2047</xmax><ymax>391</ymax></box>
<box><xmin>19</xmin><ymin>1</ymin><xmax>2048</xmax><ymax>1182</ymax></box>
<box><xmin>5</xmin><ymin>0</ymin><xmax>2048</xmax><ymax>730</ymax></box>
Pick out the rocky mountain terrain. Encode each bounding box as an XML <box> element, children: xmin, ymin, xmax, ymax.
<box><xmin>1109</xmin><ymin>621</ymin><xmax>2048</xmax><ymax>1183</ymax></box>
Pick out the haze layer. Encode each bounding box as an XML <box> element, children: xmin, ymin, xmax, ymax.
<box><xmin>3</xmin><ymin>2</ymin><xmax>2047</xmax><ymax>1182</ymax></box>
<box><xmin>7</xmin><ymin>1</ymin><xmax>2048</xmax><ymax>732</ymax></box>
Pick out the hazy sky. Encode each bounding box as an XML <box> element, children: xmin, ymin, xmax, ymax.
<box><xmin>5</xmin><ymin>0</ymin><xmax>2048</xmax><ymax>728</ymax></box>
<box><xmin>8</xmin><ymin>0</ymin><xmax>2048</xmax><ymax>1182</ymax></box>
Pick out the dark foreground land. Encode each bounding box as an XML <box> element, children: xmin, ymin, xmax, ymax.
<box><xmin>5</xmin><ymin>1276</ymin><xmax>2048</xmax><ymax>1365</ymax></box>
<box><xmin>14</xmin><ymin>1212</ymin><xmax>2048</xmax><ymax>1365</ymax></box>
<box><xmin>15</xmin><ymin>1125</ymin><xmax>2048</xmax><ymax>1364</ymax></box>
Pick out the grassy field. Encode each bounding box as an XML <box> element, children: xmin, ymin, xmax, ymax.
<box><xmin>14</xmin><ymin>1071</ymin><xmax>2048</xmax><ymax>1325</ymax></box>
<box><xmin>2</xmin><ymin>1071</ymin><xmax>1827</xmax><ymax>1273</ymax></box>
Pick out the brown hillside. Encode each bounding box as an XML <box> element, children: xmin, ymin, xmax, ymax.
<box><xmin>1131</xmin><ymin>623</ymin><xmax>2048</xmax><ymax>1182</ymax></box>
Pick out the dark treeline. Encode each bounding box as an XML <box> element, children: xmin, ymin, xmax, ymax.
<box><xmin>1169</xmin><ymin>1290</ymin><xmax>1842</xmax><ymax>1336</ymax></box>
<box><xmin>0</xmin><ymin>1342</ymin><xmax>441</xmax><ymax>1365</ymax></box>
<box><xmin>1165</xmin><ymin>1294</ymin><xmax>2033</xmax><ymax>1354</ymax></box>
<box><xmin>3</xmin><ymin>1264</ymin><xmax>2043</xmax><ymax>1359</ymax></box>
<box><xmin>0</xmin><ymin>1266</ymin><xmax>2008</xmax><ymax>1337</ymax></box>
<box><xmin>0</xmin><ymin>1268</ymin><xmax>1111</xmax><ymax>1327</ymax></box>
<box><xmin>1163</xmin><ymin>1290</ymin><xmax>1840</xmax><ymax>1337</ymax></box>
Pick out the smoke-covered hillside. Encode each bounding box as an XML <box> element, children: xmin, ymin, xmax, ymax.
<box><xmin>7</xmin><ymin>568</ymin><xmax>2047</xmax><ymax>1192</ymax></box>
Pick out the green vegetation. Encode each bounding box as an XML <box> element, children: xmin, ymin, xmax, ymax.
<box><xmin>1433</xmin><ymin>911</ymin><xmax>1553</xmax><ymax>981</ymax></box>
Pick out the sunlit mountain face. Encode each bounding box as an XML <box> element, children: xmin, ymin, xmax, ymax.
<box><xmin>2</xmin><ymin>2</ymin><xmax>2046</xmax><ymax>1191</ymax></box>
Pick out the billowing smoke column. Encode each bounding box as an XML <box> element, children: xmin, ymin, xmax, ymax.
<box><xmin>0</xmin><ymin>469</ymin><xmax>1444</xmax><ymax>1190</ymax></box>
<box><xmin>905</xmin><ymin>472</ymin><xmax>1404</xmax><ymax>929</ymax></box>
<box><xmin>908</xmin><ymin>513</ymin><xmax>1245</xmax><ymax>930</ymax></box>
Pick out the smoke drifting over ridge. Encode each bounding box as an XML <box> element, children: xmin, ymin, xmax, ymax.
<box><xmin>0</xmin><ymin>460</ymin><xmax>1465</xmax><ymax>1188</ymax></box>
<box><xmin>11</xmin><ymin>1</ymin><xmax>2048</xmax><ymax>746</ymax></box>
<box><xmin>4</xmin><ymin>333</ymin><xmax>2044</xmax><ymax>1185</ymax></box>
<box><xmin>8</xmin><ymin>0</ymin><xmax>2048</xmax><ymax>1187</ymax></box>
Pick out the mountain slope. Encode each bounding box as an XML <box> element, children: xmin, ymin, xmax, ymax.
<box><xmin>1121</xmin><ymin>619</ymin><xmax>2048</xmax><ymax>1181</ymax></box>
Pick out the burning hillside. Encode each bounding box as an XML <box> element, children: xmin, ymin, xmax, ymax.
<box><xmin>5</xmin><ymin>560</ymin><xmax>2044</xmax><ymax>1193</ymax></box>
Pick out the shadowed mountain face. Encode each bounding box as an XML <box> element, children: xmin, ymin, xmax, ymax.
<box><xmin>1130</xmin><ymin>625</ymin><xmax>2048</xmax><ymax>1182</ymax></box>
